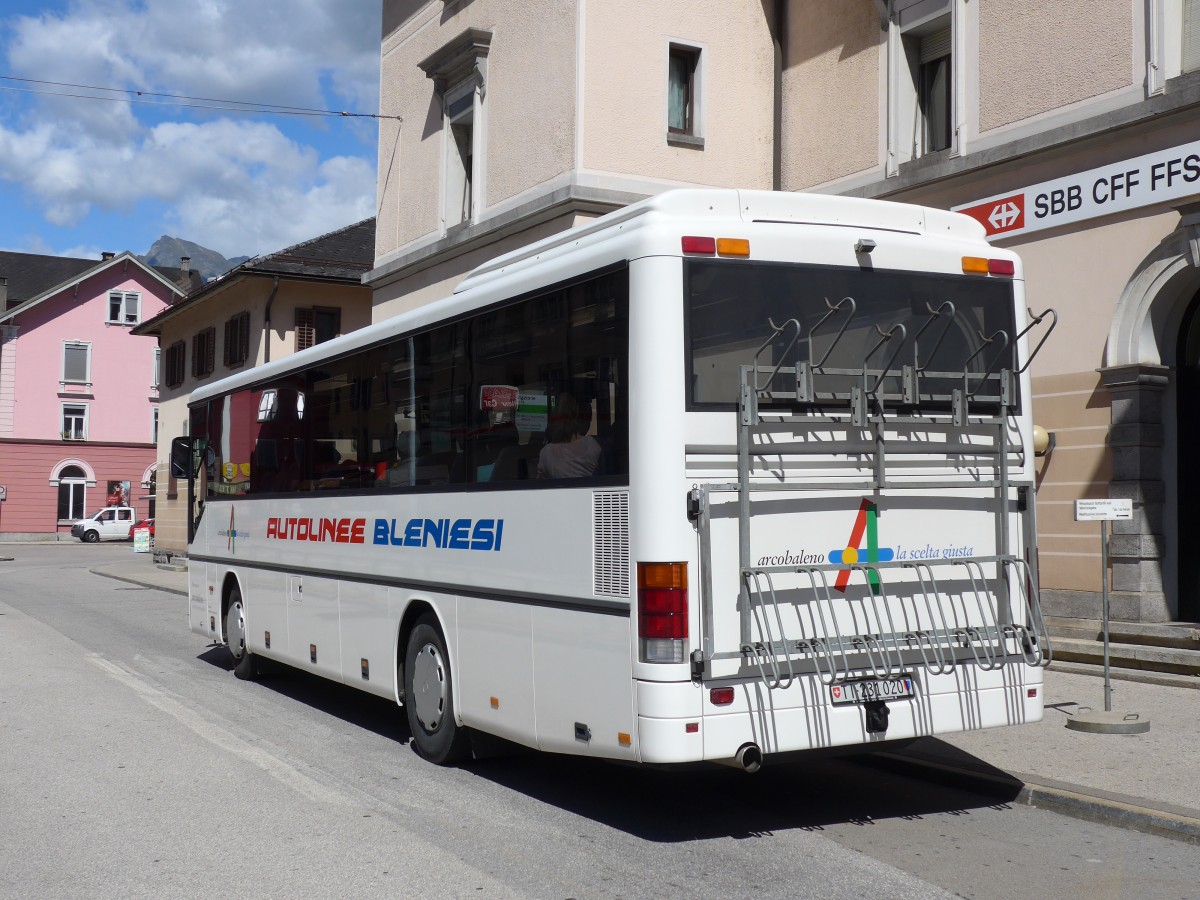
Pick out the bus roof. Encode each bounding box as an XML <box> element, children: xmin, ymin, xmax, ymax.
<box><xmin>453</xmin><ymin>188</ymin><xmax>985</xmax><ymax>295</ymax></box>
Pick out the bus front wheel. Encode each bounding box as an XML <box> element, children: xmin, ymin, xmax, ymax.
<box><xmin>225</xmin><ymin>587</ymin><xmax>258</xmax><ymax>680</ymax></box>
<box><xmin>403</xmin><ymin>615</ymin><xmax>471</xmax><ymax>765</ymax></box>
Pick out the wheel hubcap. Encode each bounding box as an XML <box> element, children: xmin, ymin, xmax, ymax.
<box><xmin>412</xmin><ymin>643</ymin><xmax>447</xmax><ymax>732</ymax></box>
<box><xmin>228</xmin><ymin>601</ymin><xmax>246</xmax><ymax>659</ymax></box>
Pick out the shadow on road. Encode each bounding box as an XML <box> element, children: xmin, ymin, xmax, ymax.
<box><xmin>197</xmin><ymin>645</ymin><xmax>411</xmax><ymax>746</ymax></box>
<box><xmin>467</xmin><ymin>745</ymin><xmax>1021</xmax><ymax>843</ymax></box>
<box><xmin>197</xmin><ymin>646</ymin><xmax>1021</xmax><ymax>842</ymax></box>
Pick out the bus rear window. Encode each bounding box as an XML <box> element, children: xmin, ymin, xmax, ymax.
<box><xmin>685</xmin><ymin>260</ymin><xmax>1018</xmax><ymax>411</ymax></box>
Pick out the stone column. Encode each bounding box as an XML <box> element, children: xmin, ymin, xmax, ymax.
<box><xmin>1099</xmin><ymin>363</ymin><xmax>1170</xmax><ymax>622</ymax></box>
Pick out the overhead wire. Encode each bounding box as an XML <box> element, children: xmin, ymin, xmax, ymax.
<box><xmin>0</xmin><ymin>74</ymin><xmax>400</xmax><ymax>120</ymax></box>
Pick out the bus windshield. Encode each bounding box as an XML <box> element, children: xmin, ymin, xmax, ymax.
<box><xmin>685</xmin><ymin>260</ymin><xmax>1018</xmax><ymax>410</ymax></box>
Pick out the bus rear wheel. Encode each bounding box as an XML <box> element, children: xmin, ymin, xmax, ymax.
<box><xmin>225</xmin><ymin>587</ymin><xmax>258</xmax><ymax>680</ymax></box>
<box><xmin>404</xmin><ymin>615</ymin><xmax>471</xmax><ymax>765</ymax></box>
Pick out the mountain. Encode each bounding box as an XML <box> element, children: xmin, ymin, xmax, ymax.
<box><xmin>141</xmin><ymin>235</ymin><xmax>250</xmax><ymax>282</ymax></box>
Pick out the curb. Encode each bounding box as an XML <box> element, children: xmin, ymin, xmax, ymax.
<box><xmin>868</xmin><ymin>750</ymin><xmax>1200</xmax><ymax>845</ymax></box>
<box><xmin>1048</xmin><ymin>659</ymin><xmax>1200</xmax><ymax>691</ymax></box>
<box><xmin>90</xmin><ymin>568</ymin><xmax>188</xmax><ymax>597</ymax></box>
<box><xmin>1016</xmin><ymin>780</ymin><xmax>1200</xmax><ymax>845</ymax></box>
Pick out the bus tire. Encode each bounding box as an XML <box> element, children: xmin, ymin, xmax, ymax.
<box><xmin>226</xmin><ymin>586</ymin><xmax>258</xmax><ymax>681</ymax></box>
<box><xmin>404</xmin><ymin>615</ymin><xmax>470</xmax><ymax>765</ymax></box>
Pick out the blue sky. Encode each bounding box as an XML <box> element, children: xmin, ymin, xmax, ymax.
<box><xmin>0</xmin><ymin>0</ymin><xmax>381</xmax><ymax>261</ymax></box>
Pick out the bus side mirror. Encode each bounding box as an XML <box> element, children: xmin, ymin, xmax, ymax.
<box><xmin>171</xmin><ymin>436</ymin><xmax>201</xmax><ymax>477</ymax></box>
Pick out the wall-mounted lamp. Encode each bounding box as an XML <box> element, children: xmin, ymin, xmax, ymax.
<box><xmin>854</xmin><ymin>238</ymin><xmax>877</xmax><ymax>254</ymax></box>
<box><xmin>1033</xmin><ymin>424</ymin><xmax>1056</xmax><ymax>457</ymax></box>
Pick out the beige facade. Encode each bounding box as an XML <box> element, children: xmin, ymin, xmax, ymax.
<box><xmin>370</xmin><ymin>0</ymin><xmax>776</xmax><ymax>321</ymax></box>
<box><xmin>370</xmin><ymin>1</ymin><xmax>1200</xmax><ymax>622</ymax></box>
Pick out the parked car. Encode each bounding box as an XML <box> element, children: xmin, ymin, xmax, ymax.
<box><xmin>133</xmin><ymin>517</ymin><xmax>155</xmax><ymax>537</ymax></box>
<box><xmin>71</xmin><ymin>506</ymin><xmax>136</xmax><ymax>542</ymax></box>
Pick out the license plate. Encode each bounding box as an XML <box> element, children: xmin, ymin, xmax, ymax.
<box><xmin>829</xmin><ymin>676</ymin><xmax>915</xmax><ymax>705</ymax></box>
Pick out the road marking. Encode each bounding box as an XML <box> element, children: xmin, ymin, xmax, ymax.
<box><xmin>88</xmin><ymin>654</ymin><xmax>351</xmax><ymax>807</ymax></box>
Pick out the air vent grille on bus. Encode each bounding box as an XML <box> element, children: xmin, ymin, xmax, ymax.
<box><xmin>593</xmin><ymin>491</ymin><xmax>631</xmax><ymax>598</ymax></box>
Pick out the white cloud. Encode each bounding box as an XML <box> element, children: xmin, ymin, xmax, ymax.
<box><xmin>7</xmin><ymin>0</ymin><xmax>380</xmax><ymax>114</ymax></box>
<box><xmin>0</xmin><ymin>115</ymin><xmax>375</xmax><ymax>254</ymax></box>
<box><xmin>166</xmin><ymin>145</ymin><xmax>376</xmax><ymax>257</ymax></box>
<box><xmin>0</xmin><ymin>0</ymin><xmax>380</xmax><ymax>256</ymax></box>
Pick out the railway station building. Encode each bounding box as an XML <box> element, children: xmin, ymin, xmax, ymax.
<box><xmin>369</xmin><ymin>0</ymin><xmax>1200</xmax><ymax>623</ymax></box>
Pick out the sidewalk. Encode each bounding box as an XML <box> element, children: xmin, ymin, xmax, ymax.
<box><xmin>92</xmin><ymin>552</ymin><xmax>1200</xmax><ymax>843</ymax></box>
<box><xmin>881</xmin><ymin>668</ymin><xmax>1200</xmax><ymax>844</ymax></box>
<box><xmin>91</xmin><ymin>547</ymin><xmax>188</xmax><ymax>596</ymax></box>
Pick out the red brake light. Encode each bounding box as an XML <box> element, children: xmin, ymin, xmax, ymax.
<box><xmin>638</xmin><ymin>563</ymin><xmax>688</xmax><ymax>660</ymax></box>
<box><xmin>989</xmin><ymin>258</ymin><xmax>1015</xmax><ymax>276</ymax></box>
<box><xmin>639</xmin><ymin>589</ymin><xmax>687</xmax><ymax>638</ymax></box>
<box><xmin>681</xmin><ymin>236</ymin><xmax>716</xmax><ymax>255</ymax></box>
<box><xmin>710</xmin><ymin>687</ymin><xmax>735</xmax><ymax>706</ymax></box>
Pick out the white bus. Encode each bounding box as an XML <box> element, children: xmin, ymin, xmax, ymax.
<box><xmin>179</xmin><ymin>189</ymin><xmax>1056</xmax><ymax>769</ymax></box>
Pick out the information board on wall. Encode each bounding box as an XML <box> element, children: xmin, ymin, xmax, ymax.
<box><xmin>1074</xmin><ymin>499</ymin><xmax>1133</xmax><ymax>522</ymax></box>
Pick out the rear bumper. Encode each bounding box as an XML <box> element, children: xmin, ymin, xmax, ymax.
<box><xmin>635</xmin><ymin>664</ymin><xmax>1044</xmax><ymax>765</ymax></box>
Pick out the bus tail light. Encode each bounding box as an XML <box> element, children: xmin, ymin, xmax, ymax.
<box><xmin>963</xmin><ymin>256</ymin><xmax>1015</xmax><ymax>276</ymax></box>
<box><xmin>716</xmin><ymin>237</ymin><xmax>750</xmax><ymax>257</ymax></box>
<box><xmin>638</xmin><ymin>562</ymin><xmax>688</xmax><ymax>663</ymax></box>
<box><xmin>682</xmin><ymin>236</ymin><xmax>751</xmax><ymax>257</ymax></box>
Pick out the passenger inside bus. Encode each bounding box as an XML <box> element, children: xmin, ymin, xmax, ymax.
<box><xmin>537</xmin><ymin>393</ymin><xmax>601</xmax><ymax>479</ymax></box>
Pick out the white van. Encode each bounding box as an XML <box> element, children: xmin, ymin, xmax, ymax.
<box><xmin>71</xmin><ymin>506</ymin><xmax>136</xmax><ymax>542</ymax></box>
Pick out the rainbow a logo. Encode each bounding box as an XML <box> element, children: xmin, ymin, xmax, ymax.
<box><xmin>828</xmin><ymin>499</ymin><xmax>894</xmax><ymax>594</ymax></box>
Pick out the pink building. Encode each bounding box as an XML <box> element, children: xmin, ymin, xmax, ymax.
<box><xmin>0</xmin><ymin>251</ymin><xmax>198</xmax><ymax>538</ymax></box>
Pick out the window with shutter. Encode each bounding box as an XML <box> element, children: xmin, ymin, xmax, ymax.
<box><xmin>918</xmin><ymin>28</ymin><xmax>952</xmax><ymax>153</ymax></box>
<box><xmin>296</xmin><ymin>307</ymin><xmax>340</xmax><ymax>351</ymax></box>
<box><xmin>296</xmin><ymin>307</ymin><xmax>315</xmax><ymax>351</ymax></box>
<box><xmin>224</xmin><ymin>312</ymin><xmax>251</xmax><ymax>368</ymax></box>
<box><xmin>165</xmin><ymin>341</ymin><xmax>185</xmax><ymax>388</ymax></box>
<box><xmin>62</xmin><ymin>341</ymin><xmax>91</xmax><ymax>383</ymax></box>
<box><xmin>1186</xmin><ymin>0</ymin><xmax>1200</xmax><ymax>74</ymax></box>
<box><xmin>193</xmin><ymin>328</ymin><xmax>215</xmax><ymax>378</ymax></box>
<box><xmin>239</xmin><ymin>312</ymin><xmax>250</xmax><ymax>362</ymax></box>
<box><xmin>888</xmin><ymin>0</ymin><xmax>956</xmax><ymax>166</ymax></box>
<box><xmin>667</xmin><ymin>44</ymin><xmax>702</xmax><ymax>144</ymax></box>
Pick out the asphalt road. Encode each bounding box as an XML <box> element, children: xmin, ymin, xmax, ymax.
<box><xmin>2</xmin><ymin>543</ymin><xmax>1197</xmax><ymax>899</ymax></box>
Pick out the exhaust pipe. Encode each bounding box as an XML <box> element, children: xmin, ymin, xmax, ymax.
<box><xmin>734</xmin><ymin>742</ymin><xmax>763</xmax><ymax>773</ymax></box>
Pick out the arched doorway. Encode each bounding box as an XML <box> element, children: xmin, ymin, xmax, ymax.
<box><xmin>1105</xmin><ymin>214</ymin><xmax>1200</xmax><ymax>622</ymax></box>
<box><xmin>1176</xmin><ymin>287</ymin><xmax>1200</xmax><ymax>621</ymax></box>
<box><xmin>56</xmin><ymin>465</ymin><xmax>87</xmax><ymax>521</ymax></box>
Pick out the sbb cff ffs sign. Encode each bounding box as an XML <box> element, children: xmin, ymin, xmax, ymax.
<box><xmin>954</xmin><ymin>138</ymin><xmax>1200</xmax><ymax>241</ymax></box>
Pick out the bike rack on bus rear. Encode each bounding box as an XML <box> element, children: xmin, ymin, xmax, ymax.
<box><xmin>688</xmin><ymin>301</ymin><xmax>1057</xmax><ymax>694</ymax></box>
